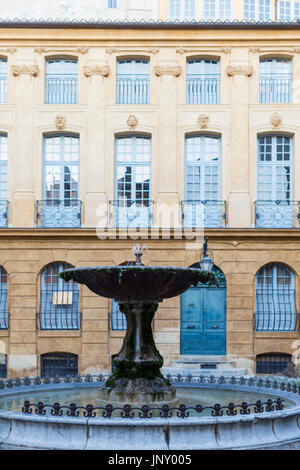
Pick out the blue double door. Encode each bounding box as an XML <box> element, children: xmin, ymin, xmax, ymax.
<box><xmin>181</xmin><ymin>284</ymin><xmax>226</xmax><ymax>355</ymax></box>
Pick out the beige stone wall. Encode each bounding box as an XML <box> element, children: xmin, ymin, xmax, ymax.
<box><xmin>0</xmin><ymin>24</ymin><xmax>299</xmax><ymax>377</ymax></box>
<box><xmin>0</xmin><ymin>229</ymin><xmax>299</xmax><ymax>377</ymax></box>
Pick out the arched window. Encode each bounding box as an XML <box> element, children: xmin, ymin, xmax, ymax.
<box><xmin>39</xmin><ymin>262</ymin><xmax>80</xmax><ymax>330</ymax></box>
<box><xmin>111</xmin><ymin>299</ymin><xmax>126</xmax><ymax>330</ymax></box>
<box><xmin>0</xmin><ymin>59</ymin><xmax>7</xmax><ymax>104</ymax></box>
<box><xmin>256</xmin><ymin>353</ymin><xmax>292</xmax><ymax>374</ymax></box>
<box><xmin>116</xmin><ymin>59</ymin><xmax>150</xmax><ymax>104</ymax></box>
<box><xmin>113</xmin><ymin>135</ymin><xmax>152</xmax><ymax>228</ymax></box>
<box><xmin>256</xmin><ymin>134</ymin><xmax>293</xmax><ymax>228</ymax></box>
<box><xmin>259</xmin><ymin>58</ymin><xmax>292</xmax><ymax>103</ymax></box>
<box><xmin>0</xmin><ymin>266</ymin><xmax>8</xmax><ymax>329</ymax></box>
<box><xmin>37</xmin><ymin>134</ymin><xmax>81</xmax><ymax>228</ymax></box>
<box><xmin>256</xmin><ymin>263</ymin><xmax>296</xmax><ymax>331</ymax></box>
<box><xmin>0</xmin><ymin>133</ymin><xmax>8</xmax><ymax>227</ymax></box>
<box><xmin>41</xmin><ymin>352</ymin><xmax>78</xmax><ymax>378</ymax></box>
<box><xmin>186</xmin><ymin>59</ymin><xmax>220</xmax><ymax>104</ymax></box>
<box><xmin>183</xmin><ymin>134</ymin><xmax>224</xmax><ymax>227</ymax></box>
<box><xmin>45</xmin><ymin>59</ymin><xmax>78</xmax><ymax>104</ymax></box>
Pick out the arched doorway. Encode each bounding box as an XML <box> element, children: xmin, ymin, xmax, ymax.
<box><xmin>180</xmin><ymin>264</ymin><xmax>226</xmax><ymax>355</ymax></box>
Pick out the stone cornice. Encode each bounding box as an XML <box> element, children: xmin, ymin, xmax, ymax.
<box><xmin>154</xmin><ymin>65</ymin><xmax>181</xmax><ymax>77</ymax></box>
<box><xmin>11</xmin><ymin>65</ymin><xmax>39</xmax><ymax>77</ymax></box>
<box><xmin>226</xmin><ymin>65</ymin><xmax>253</xmax><ymax>77</ymax></box>
<box><xmin>106</xmin><ymin>47</ymin><xmax>159</xmax><ymax>55</ymax></box>
<box><xmin>34</xmin><ymin>46</ymin><xmax>89</xmax><ymax>54</ymax></box>
<box><xmin>83</xmin><ymin>65</ymin><xmax>110</xmax><ymax>77</ymax></box>
<box><xmin>176</xmin><ymin>46</ymin><xmax>231</xmax><ymax>54</ymax></box>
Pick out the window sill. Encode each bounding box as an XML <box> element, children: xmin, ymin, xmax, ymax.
<box><xmin>38</xmin><ymin>330</ymin><xmax>81</xmax><ymax>338</ymax></box>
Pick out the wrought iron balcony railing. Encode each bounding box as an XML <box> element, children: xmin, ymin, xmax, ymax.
<box><xmin>255</xmin><ymin>312</ymin><xmax>300</xmax><ymax>332</ymax></box>
<box><xmin>109</xmin><ymin>200</ymin><xmax>153</xmax><ymax>228</ymax></box>
<box><xmin>45</xmin><ymin>76</ymin><xmax>78</xmax><ymax>104</ymax></box>
<box><xmin>255</xmin><ymin>200</ymin><xmax>300</xmax><ymax>228</ymax></box>
<box><xmin>0</xmin><ymin>200</ymin><xmax>8</xmax><ymax>228</ymax></box>
<box><xmin>181</xmin><ymin>200</ymin><xmax>227</xmax><ymax>228</ymax></box>
<box><xmin>259</xmin><ymin>76</ymin><xmax>292</xmax><ymax>103</ymax></box>
<box><xmin>0</xmin><ymin>311</ymin><xmax>9</xmax><ymax>330</ymax></box>
<box><xmin>186</xmin><ymin>75</ymin><xmax>220</xmax><ymax>104</ymax></box>
<box><xmin>0</xmin><ymin>76</ymin><xmax>7</xmax><ymax>104</ymax></box>
<box><xmin>36</xmin><ymin>200</ymin><xmax>82</xmax><ymax>228</ymax></box>
<box><xmin>117</xmin><ymin>77</ymin><xmax>150</xmax><ymax>104</ymax></box>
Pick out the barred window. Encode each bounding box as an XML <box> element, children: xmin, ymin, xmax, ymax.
<box><xmin>111</xmin><ymin>299</ymin><xmax>126</xmax><ymax>330</ymax></box>
<box><xmin>41</xmin><ymin>353</ymin><xmax>78</xmax><ymax>378</ymax></box>
<box><xmin>45</xmin><ymin>59</ymin><xmax>78</xmax><ymax>104</ymax></box>
<box><xmin>0</xmin><ymin>266</ymin><xmax>8</xmax><ymax>329</ymax></box>
<box><xmin>256</xmin><ymin>353</ymin><xmax>292</xmax><ymax>374</ymax></box>
<box><xmin>0</xmin><ymin>354</ymin><xmax>7</xmax><ymax>378</ymax></box>
<box><xmin>39</xmin><ymin>262</ymin><xmax>80</xmax><ymax>330</ymax></box>
<box><xmin>256</xmin><ymin>263</ymin><xmax>296</xmax><ymax>331</ymax></box>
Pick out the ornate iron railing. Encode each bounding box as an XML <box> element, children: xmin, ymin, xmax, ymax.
<box><xmin>259</xmin><ymin>76</ymin><xmax>292</xmax><ymax>103</ymax></box>
<box><xmin>255</xmin><ymin>311</ymin><xmax>300</xmax><ymax>332</ymax></box>
<box><xmin>45</xmin><ymin>76</ymin><xmax>78</xmax><ymax>104</ymax></box>
<box><xmin>109</xmin><ymin>200</ymin><xmax>153</xmax><ymax>228</ymax></box>
<box><xmin>0</xmin><ymin>200</ymin><xmax>8</xmax><ymax>227</ymax></box>
<box><xmin>186</xmin><ymin>75</ymin><xmax>219</xmax><ymax>104</ymax></box>
<box><xmin>36</xmin><ymin>200</ymin><xmax>82</xmax><ymax>228</ymax></box>
<box><xmin>117</xmin><ymin>77</ymin><xmax>150</xmax><ymax>104</ymax></box>
<box><xmin>255</xmin><ymin>200</ymin><xmax>300</xmax><ymax>228</ymax></box>
<box><xmin>0</xmin><ymin>311</ymin><xmax>9</xmax><ymax>329</ymax></box>
<box><xmin>181</xmin><ymin>200</ymin><xmax>227</xmax><ymax>228</ymax></box>
<box><xmin>37</xmin><ymin>307</ymin><xmax>81</xmax><ymax>331</ymax></box>
<box><xmin>0</xmin><ymin>76</ymin><xmax>7</xmax><ymax>104</ymax></box>
<box><xmin>21</xmin><ymin>398</ymin><xmax>285</xmax><ymax>418</ymax></box>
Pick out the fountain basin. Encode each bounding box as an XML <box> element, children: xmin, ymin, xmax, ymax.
<box><xmin>0</xmin><ymin>375</ymin><xmax>299</xmax><ymax>450</ymax></box>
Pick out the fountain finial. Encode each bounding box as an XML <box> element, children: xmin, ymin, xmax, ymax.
<box><xmin>131</xmin><ymin>243</ymin><xmax>144</xmax><ymax>266</ymax></box>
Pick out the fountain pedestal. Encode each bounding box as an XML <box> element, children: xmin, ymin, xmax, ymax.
<box><xmin>100</xmin><ymin>300</ymin><xmax>176</xmax><ymax>405</ymax></box>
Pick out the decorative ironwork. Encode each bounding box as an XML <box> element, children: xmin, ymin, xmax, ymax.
<box><xmin>41</xmin><ymin>353</ymin><xmax>78</xmax><ymax>378</ymax></box>
<box><xmin>259</xmin><ymin>76</ymin><xmax>291</xmax><ymax>103</ymax></box>
<box><xmin>109</xmin><ymin>200</ymin><xmax>153</xmax><ymax>228</ymax></box>
<box><xmin>117</xmin><ymin>77</ymin><xmax>150</xmax><ymax>104</ymax></box>
<box><xmin>181</xmin><ymin>200</ymin><xmax>227</xmax><ymax>228</ymax></box>
<box><xmin>186</xmin><ymin>75</ymin><xmax>219</xmax><ymax>104</ymax></box>
<box><xmin>256</xmin><ymin>353</ymin><xmax>293</xmax><ymax>374</ymax></box>
<box><xmin>22</xmin><ymin>398</ymin><xmax>284</xmax><ymax>418</ymax></box>
<box><xmin>0</xmin><ymin>200</ymin><xmax>8</xmax><ymax>227</ymax></box>
<box><xmin>255</xmin><ymin>200</ymin><xmax>300</xmax><ymax>228</ymax></box>
<box><xmin>46</xmin><ymin>77</ymin><xmax>78</xmax><ymax>104</ymax></box>
<box><xmin>36</xmin><ymin>199</ymin><xmax>82</xmax><ymax>228</ymax></box>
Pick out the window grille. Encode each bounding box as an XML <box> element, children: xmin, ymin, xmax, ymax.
<box><xmin>111</xmin><ymin>300</ymin><xmax>126</xmax><ymax>330</ymax></box>
<box><xmin>256</xmin><ymin>353</ymin><xmax>292</xmax><ymax>374</ymax></box>
<box><xmin>256</xmin><ymin>263</ymin><xmax>297</xmax><ymax>331</ymax></box>
<box><xmin>0</xmin><ymin>266</ymin><xmax>8</xmax><ymax>329</ymax></box>
<box><xmin>41</xmin><ymin>353</ymin><xmax>78</xmax><ymax>378</ymax></box>
<box><xmin>39</xmin><ymin>262</ymin><xmax>80</xmax><ymax>330</ymax></box>
<box><xmin>0</xmin><ymin>354</ymin><xmax>7</xmax><ymax>378</ymax></box>
<box><xmin>46</xmin><ymin>59</ymin><xmax>78</xmax><ymax>104</ymax></box>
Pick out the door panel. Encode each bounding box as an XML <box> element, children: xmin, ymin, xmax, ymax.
<box><xmin>181</xmin><ymin>285</ymin><xmax>226</xmax><ymax>355</ymax></box>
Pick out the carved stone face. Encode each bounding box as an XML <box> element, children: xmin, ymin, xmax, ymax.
<box><xmin>270</xmin><ymin>113</ymin><xmax>282</xmax><ymax>128</ymax></box>
<box><xmin>55</xmin><ymin>114</ymin><xmax>67</xmax><ymax>130</ymax></box>
<box><xmin>127</xmin><ymin>115</ymin><xmax>138</xmax><ymax>129</ymax></box>
<box><xmin>197</xmin><ymin>115</ymin><xmax>209</xmax><ymax>129</ymax></box>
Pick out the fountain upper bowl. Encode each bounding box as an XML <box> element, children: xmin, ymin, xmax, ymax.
<box><xmin>59</xmin><ymin>266</ymin><xmax>216</xmax><ymax>301</ymax></box>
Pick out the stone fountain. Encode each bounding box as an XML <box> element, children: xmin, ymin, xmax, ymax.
<box><xmin>59</xmin><ymin>245</ymin><xmax>216</xmax><ymax>406</ymax></box>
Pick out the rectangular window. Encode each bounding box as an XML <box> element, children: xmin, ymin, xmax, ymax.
<box><xmin>244</xmin><ymin>0</ymin><xmax>271</xmax><ymax>20</ymax></box>
<box><xmin>279</xmin><ymin>0</ymin><xmax>291</xmax><ymax>19</ymax></box>
<box><xmin>45</xmin><ymin>59</ymin><xmax>78</xmax><ymax>104</ymax></box>
<box><xmin>0</xmin><ymin>59</ymin><xmax>7</xmax><ymax>104</ymax></box>
<box><xmin>259</xmin><ymin>58</ymin><xmax>292</xmax><ymax>103</ymax></box>
<box><xmin>112</xmin><ymin>136</ymin><xmax>152</xmax><ymax>228</ymax></box>
<box><xmin>203</xmin><ymin>0</ymin><xmax>232</xmax><ymax>20</ymax></box>
<box><xmin>169</xmin><ymin>0</ymin><xmax>196</xmax><ymax>19</ymax></box>
<box><xmin>111</xmin><ymin>300</ymin><xmax>126</xmax><ymax>330</ymax></box>
<box><xmin>117</xmin><ymin>59</ymin><xmax>150</xmax><ymax>105</ymax></box>
<box><xmin>0</xmin><ymin>354</ymin><xmax>7</xmax><ymax>378</ymax></box>
<box><xmin>108</xmin><ymin>0</ymin><xmax>117</xmax><ymax>7</ymax></box>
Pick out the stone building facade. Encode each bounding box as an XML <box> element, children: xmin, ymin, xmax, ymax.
<box><xmin>0</xmin><ymin>1</ymin><xmax>300</xmax><ymax>378</ymax></box>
